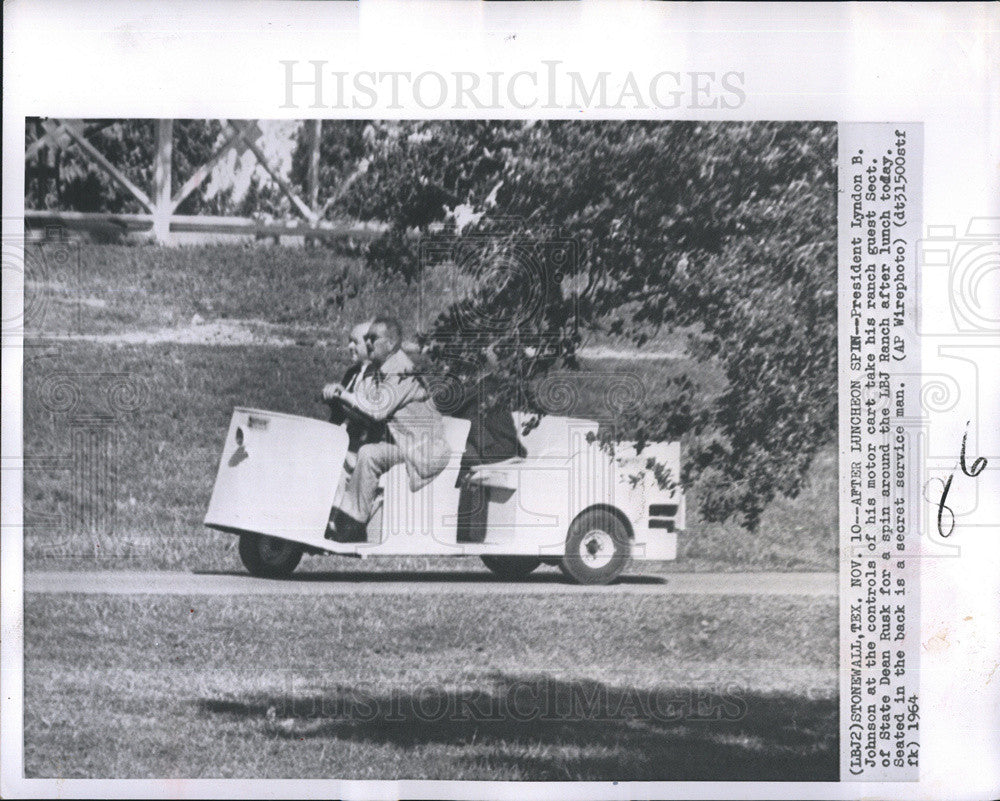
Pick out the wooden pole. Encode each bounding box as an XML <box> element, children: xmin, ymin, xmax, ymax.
<box><xmin>152</xmin><ymin>119</ymin><xmax>174</xmax><ymax>243</ymax></box>
<box><xmin>307</xmin><ymin>120</ymin><xmax>322</xmax><ymax>211</ymax></box>
<box><xmin>305</xmin><ymin>119</ymin><xmax>322</xmax><ymax>247</ymax></box>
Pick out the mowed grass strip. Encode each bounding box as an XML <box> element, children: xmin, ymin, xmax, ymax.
<box><xmin>26</xmin><ymin>242</ymin><xmax>687</xmax><ymax>353</ymax></box>
<box><xmin>23</xmin><ymin>340</ymin><xmax>836</xmax><ymax>572</ymax></box>
<box><xmin>24</xmin><ymin>592</ymin><xmax>837</xmax><ymax>780</ymax></box>
<box><xmin>26</xmin><ymin>243</ymin><xmax>467</xmax><ymax>339</ymax></box>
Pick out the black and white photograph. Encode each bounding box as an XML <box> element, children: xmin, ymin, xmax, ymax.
<box><xmin>18</xmin><ymin>116</ymin><xmax>839</xmax><ymax>781</ymax></box>
<box><xmin>4</xmin><ymin>3</ymin><xmax>998</xmax><ymax>800</ymax></box>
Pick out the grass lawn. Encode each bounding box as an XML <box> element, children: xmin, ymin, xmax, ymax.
<box><xmin>24</xmin><ymin>591</ymin><xmax>837</xmax><ymax>780</ymax></box>
<box><xmin>24</xmin><ymin>241</ymin><xmax>688</xmax><ymax>352</ymax></box>
<box><xmin>25</xmin><ymin>242</ymin><xmax>466</xmax><ymax>340</ymax></box>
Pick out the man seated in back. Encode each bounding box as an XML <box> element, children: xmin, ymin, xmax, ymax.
<box><xmin>322</xmin><ymin>316</ymin><xmax>451</xmax><ymax>542</ymax></box>
<box><xmin>451</xmin><ymin>346</ymin><xmax>526</xmax><ymax>543</ymax></box>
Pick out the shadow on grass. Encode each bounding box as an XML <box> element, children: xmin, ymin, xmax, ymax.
<box><xmin>198</xmin><ymin>673</ymin><xmax>836</xmax><ymax>781</ymax></box>
<box><xmin>191</xmin><ymin>569</ymin><xmax>666</xmax><ymax>585</ymax></box>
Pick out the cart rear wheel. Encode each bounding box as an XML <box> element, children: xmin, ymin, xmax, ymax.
<box><xmin>480</xmin><ymin>555</ymin><xmax>542</xmax><ymax>580</ymax></box>
<box><xmin>559</xmin><ymin>509</ymin><xmax>631</xmax><ymax>585</ymax></box>
<box><xmin>238</xmin><ymin>532</ymin><xmax>304</xmax><ymax>578</ymax></box>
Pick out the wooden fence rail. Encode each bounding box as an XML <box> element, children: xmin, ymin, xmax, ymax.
<box><xmin>24</xmin><ymin>209</ymin><xmax>390</xmax><ymax>241</ymax></box>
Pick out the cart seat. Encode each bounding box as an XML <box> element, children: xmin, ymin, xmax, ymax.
<box><xmin>466</xmin><ymin>457</ymin><xmax>525</xmax><ymax>490</ymax></box>
<box><xmin>511</xmin><ymin>413</ymin><xmax>599</xmax><ymax>459</ymax></box>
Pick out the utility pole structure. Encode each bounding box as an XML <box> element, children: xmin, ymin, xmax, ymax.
<box><xmin>305</xmin><ymin>119</ymin><xmax>322</xmax><ymax>248</ymax></box>
<box><xmin>152</xmin><ymin>119</ymin><xmax>174</xmax><ymax>244</ymax></box>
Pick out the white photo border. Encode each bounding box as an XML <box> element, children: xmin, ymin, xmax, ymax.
<box><xmin>3</xmin><ymin>2</ymin><xmax>998</xmax><ymax>799</ymax></box>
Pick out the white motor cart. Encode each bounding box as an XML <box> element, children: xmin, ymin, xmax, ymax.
<box><xmin>204</xmin><ymin>402</ymin><xmax>683</xmax><ymax>584</ymax></box>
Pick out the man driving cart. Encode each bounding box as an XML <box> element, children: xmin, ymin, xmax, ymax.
<box><xmin>322</xmin><ymin>316</ymin><xmax>450</xmax><ymax>543</ymax></box>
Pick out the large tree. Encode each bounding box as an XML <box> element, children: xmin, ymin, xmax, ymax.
<box><xmin>330</xmin><ymin>120</ymin><xmax>837</xmax><ymax>530</ymax></box>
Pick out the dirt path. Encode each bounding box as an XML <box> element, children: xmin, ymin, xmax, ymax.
<box><xmin>24</xmin><ymin>570</ymin><xmax>837</xmax><ymax>596</ymax></box>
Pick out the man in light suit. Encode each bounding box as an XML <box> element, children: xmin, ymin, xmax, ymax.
<box><xmin>322</xmin><ymin>316</ymin><xmax>450</xmax><ymax>542</ymax></box>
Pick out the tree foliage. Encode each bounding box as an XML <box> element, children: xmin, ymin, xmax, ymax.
<box><xmin>329</xmin><ymin>120</ymin><xmax>837</xmax><ymax>529</ymax></box>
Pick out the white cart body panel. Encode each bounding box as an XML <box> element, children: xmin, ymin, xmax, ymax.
<box><xmin>204</xmin><ymin>408</ymin><xmax>349</xmax><ymax>542</ymax></box>
<box><xmin>205</xmin><ymin>407</ymin><xmax>682</xmax><ymax>560</ymax></box>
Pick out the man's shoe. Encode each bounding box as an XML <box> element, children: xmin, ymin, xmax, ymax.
<box><xmin>325</xmin><ymin>510</ymin><xmax>367</xmax><ymax>543</ymax></box>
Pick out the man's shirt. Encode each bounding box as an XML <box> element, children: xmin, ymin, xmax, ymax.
<box><xmin>350</xmin><ymin>349</ymin><xmax>451</xmax><ymax>490</ymax></box>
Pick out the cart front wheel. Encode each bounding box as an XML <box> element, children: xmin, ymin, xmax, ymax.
<box><xmin>480</xmin><ymin>555</ymin><xmax>542</xmax><ymax>580</ymax></box>
<box><xmin>559</xmin><ymin>510</ymin><xmax>631</xmax><ymax>585</ymax></box>
<box><xmin>238</xmin><ymin>532</ymin><xmax>304</xmax><ymax>578</ymax></box>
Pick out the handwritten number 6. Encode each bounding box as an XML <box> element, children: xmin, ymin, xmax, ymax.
<box><xmin>960</xmin><ymin>425</ymin><xmax>987</xmax><ymax>478</ymax></box>
<box><xmin>936</xmin><ymin>422</ymin><xmax>988</xmax><ymax>538</ymax></box>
